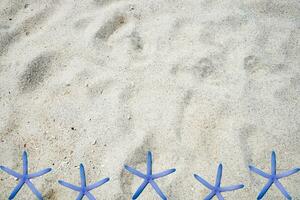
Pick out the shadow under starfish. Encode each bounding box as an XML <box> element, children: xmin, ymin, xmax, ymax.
<box><xmin>124</xmin><ymin>151</ymin><xmax>176</xmax><ymax>200</ymax></box>
<box><xmin>249</xmin><ymin>151</ymin><xmax>300</xmax><ymax>200</ymax></box>
<box><xmin>0</xmin><ymin>151</ymin><xmax>52</xmax><ymax>200</ymax></box>
<box><xmin>194</xmin><ymin>164</ymin><xmax>244</xmax><ymax>200</ymax></box>
<box><xmin>58</xmin><ymin>163</ymin><xmax>109</xmax><ymax>200</ymax></box>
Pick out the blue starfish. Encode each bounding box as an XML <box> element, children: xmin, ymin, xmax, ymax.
<box><xmin>58</xmin><ymin>163</ymin><xmax>109</xmax><ymax>200</ymax></box>
<box><xmin>0</xmin><ymin>151</ymin><xmax>52</xmax><ymax>200</ymax></box>
<box><xmin>249</xmin><ymin>151</ymin><xmax>300</xmax><ymax>200</ymax></box>
<box><xmin>124</xmin><ymin>151</ymin><xmax>176</xmax><ymax>200</ymax></box>
<box><xmin>194</xmin><ymin>164</ymin><xmax>244</xmax><ymax>200</ymax></box>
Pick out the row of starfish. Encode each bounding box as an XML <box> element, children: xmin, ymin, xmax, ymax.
<box><xmin>0</xmin><ymin>151</ymin><xmax>299</xmax><ymax>200</ymax></box>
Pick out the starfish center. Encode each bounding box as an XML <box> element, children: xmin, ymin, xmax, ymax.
<box><xmin>82</xmin><ymin>187</ymin><xmax>87</xmax><ymax>193</ymax></box>
<box><xmin>270</xmin><ymin>175</ymin><xmax>277</xmax><ymax>181</ymax></box>
<box><xmin>22</xmin><ymin>175</ymin><xmax>29</xmax><ymax>181</ymax></box>
<box><xmin>146</xmin><ymin>176</ymin><xmax>153</xmax><ymax>181</ymax></box>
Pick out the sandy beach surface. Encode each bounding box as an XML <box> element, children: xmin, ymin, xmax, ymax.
<box><xmin>0</xmin><ymin>0</ymin><xmax>299</xmax><ymax>199</ymax></box>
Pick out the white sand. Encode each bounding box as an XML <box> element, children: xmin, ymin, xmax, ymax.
<box><xmin>0</xmin><ymin>0</ymin><xmax>299</xmax><ymax>199</ymax></box>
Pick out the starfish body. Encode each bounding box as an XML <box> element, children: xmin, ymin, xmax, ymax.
<box><xmin>0</xmin><ymin>151</ymin><xmax>52</xmax><ymax>200</ymax></box>
<box><xmin>58</xmin><ymin>163</ymin><xmax>109</xmax><ymax>200</ymax></box>
<box><xmin>124</xmin><ymin>151</ymin><xmax>176</xmax><ymax>200</ymax></box>
<box><xmin>194</xmin><ymin>164</ymin><xmax>244</xmax><ymax>200</ymax></box>
<box><xmin>249</xmin><ymin>151</ymin><xmax>300</xmax><ymax>200</ymax></box>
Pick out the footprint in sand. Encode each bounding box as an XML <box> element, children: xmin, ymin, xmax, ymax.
<box><xmin>95</xmin><ymin>14</ymin><xmax>126</xmax><ymax>41</ymax></box>
<box><xmin>193</xmin><ymin>57</ymin><xmax>216</xmax><ymax>79</ymax></box>
<box><xmin>0</xmin><ymin>8</ymin><xmax>53</xmax><ymax>56</ymax></box>
<box><xmin>19</xmin><ymin>52</ymin><xmax>57</xmax><ymax>93</ymax></box>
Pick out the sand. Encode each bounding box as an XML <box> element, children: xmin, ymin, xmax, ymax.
<box><xmin>0</xmin><ymin>0</ymin><xmax>299</xmax><ymax>199</ymax></box>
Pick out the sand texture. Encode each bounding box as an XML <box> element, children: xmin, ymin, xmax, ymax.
<box><xmin>0</xmin><ymin>0</ymin><xmax>299</xmax><ymax>199</ymax></box>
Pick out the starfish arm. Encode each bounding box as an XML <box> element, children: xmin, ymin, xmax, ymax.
<box><xmin>274</xmin><ymin>180</ymin><xmax>292</xmax><ymax>200</ymax></box>
<box><xmin>79</xmin><ymin>164</ymin><xmax>87</xmax><ymax>187</ymax></box>
<box><xmin>249</xmin><ymin>165</ymin><xmax>270</xmax><ymax>178</ymax></box>
<box><xmin>76</xmin><ymin>192</ymin><xmax>84</xmax><ymax>200</ymax></box>
<box><xmin>28</xmin><ymin>168</ymin><xmax>52</xmax><ymax>179</ymax></box>
<box><xmin>220</xmin><ymin>184</ymin><xmax>244</xmax><ymax>192</ymax></box>
<box><xmin>149</xmin><ymin>180</ymin><xmax>168</xmax><ymax>200</ymax></box>
<box><xmin>271</xmin><ymin>151</ymin><xmax>276</xmax><ymax>175</ymax></box>
<box><xmin>124</xmin><ymin>165</ymin><xmax>146</xmax><ymax>179</ymax></box>
<box><xmin>277</xmin><ymin>168</ymin><xmax>300</xmax><ymax>179</ymax></box>
<box><xmin>132</xmin><ymin>180</ymin><xmax>148</xmax><ymax>199</ymax></box>
<box><xmin>215</xmin><ymin>164</ymin><xmax>223</xmax><ymax>187</ymax></box>
<box><xmin>216</xmin><ymin>192</ymin><xmax>224</xmax><ymax>200</ymax></box>
<box><xmin>0</xmin><ymin>166</ymin><xmax>22</xmax><ymax>178</ymax></box>
<box><xmin>257</xmin><ymin>179</ymin><xmax>273</xmax><ymax>200</ymax></box>
<box><xmin>87</xmin><ymin>177</ymin><xmax>109</xmax><ymax>191</ymax></box>
<box><xmin>194</xmin><ymin>174</ymin><xmax>214</xmax><ymax>190</ymax></box>
<box><xmin>23</xmin><ymin>151</ymin><xmax>28</xmax><ymax>175</ymax></box>
<box><xmin>26</xmin><ymin>180</ymin><xmax>43</xmax><ymax>200</ymax></box>
<box><xmin>152</xmin><ymin>169</ymin><xmax>176</xmax><ymax>179</ymax></box>
<box><xmin>8</xmin><ymin>180</ymin><xmax>25</xmax><ymax>200</ymax></box>
<box><xmin>147</xmin><ymin>151</ymin><xmax>152</xmax><ymax>176</ymax></box>
<box><xmin>58</xmin><ymin>180</ymin><xmax>82</xmax><ymax>191</ymax></box>
<box><xmin>85</xmin><ymin>191</ymin><xmax>96</xmax><ymax>200</ymax></box>
<box><xmin>204</xmin><ymin>191</ymin><xmax>215</xmax><ymax>200</ymax></box>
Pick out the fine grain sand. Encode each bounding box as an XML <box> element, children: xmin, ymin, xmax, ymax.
<box><xmin>0</xmin><ymin>0</ymin><xmax>299</xmax><ymax>199</ymax></box>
